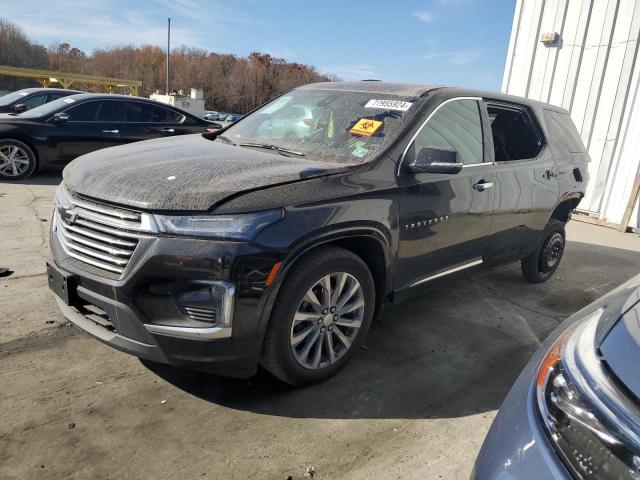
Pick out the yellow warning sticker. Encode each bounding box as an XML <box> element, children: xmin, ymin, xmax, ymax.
<box><xmin>349</xmin><ymin>118</ymin><xmax>383</xmax><ymax>137</ymax></box>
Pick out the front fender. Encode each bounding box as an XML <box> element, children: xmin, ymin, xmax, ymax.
<box><xmin>253</xmin><ymin>224</ymin><xmax>393</xmax><ymax>342</ymax></box>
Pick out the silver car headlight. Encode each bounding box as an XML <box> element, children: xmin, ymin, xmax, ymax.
<box><xmin>153</xmin><ymin>209</ymin><xmax>283</xmax><ymax>240</ymax></box>
<box><xmin>536</xmin><ymin>308</ymin><xmax>640</xmax><ymax>479</ymax></box>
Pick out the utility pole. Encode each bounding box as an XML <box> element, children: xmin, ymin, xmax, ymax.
<box><xmin>166</xmin><ymin>17</ymin><xmax>171</xmax><ymax>94</ymax></box>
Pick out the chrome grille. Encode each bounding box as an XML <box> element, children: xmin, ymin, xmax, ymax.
<box><xmin>53</xmin><ymin>186</ymin><xmax>151</xmax><ymax>276</ymax></box>
<box><xmin>183</xmin><ymin>306</ymin><xmax>219</xmax><ymax>323</ymax></box>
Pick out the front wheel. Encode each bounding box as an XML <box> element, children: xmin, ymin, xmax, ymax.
<box><xmin>521</xmin><ymin>220</ymin><xmax>566</xmax><ymax>283</ymax></box>
<box><xmin>0</xmin><ymin>139</ymin><xmax>37</xmax><ymax>180</ymax></box>
<box><xmin>261</xmin><ymin>246</ymin><xmax>375</xmax><ymax>386</ymax></box>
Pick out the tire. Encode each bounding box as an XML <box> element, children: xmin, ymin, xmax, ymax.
<box><xmin>261</xmin><ymin>246</ymin><xmax>375</xmax><ymax>386</ymax></box>
<box><xmin>0</xmin><ymin>139</ymin><xmax>37</xmax><ymax>180</ymax></box>
<box><xmin>521</xmin><ymin>220</ymin><xmax>566</xmax><ymax>283</ymax></box>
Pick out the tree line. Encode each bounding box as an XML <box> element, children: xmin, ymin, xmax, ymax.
<box><xmin>0</xmin><ymin>18</ymin><xmax>333</xmax><ymax>113</ymax></box>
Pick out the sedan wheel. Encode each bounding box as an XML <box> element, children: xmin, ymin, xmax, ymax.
<box><xmin>0</xmin><ymin>140</ymin><xmax>36</xmax><ymax>180</ymax></box>
<box><xmin>290</xmin><ymin>272</ymin><xmax>364</xmax><ymax>370</ymax></box>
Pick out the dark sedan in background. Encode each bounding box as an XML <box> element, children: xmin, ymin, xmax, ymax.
<box><xmin>473</xmin><ymin>273</ymin><xmax>640</xmax><ymax>479</ymax></box>
<box><xmin>0</xmin><ymin>93</ymin><xmax>222</xmax><ymax>180</ymax></box>
<box><xmin>0</xmin><ymin>88</ymin><xmax>83</xmax><ymax>114</ymax></box>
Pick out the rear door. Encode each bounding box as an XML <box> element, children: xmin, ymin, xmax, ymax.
<box><xmin>118</xmin><ymin>101</ymin><xmax>194</xmax><ymax>144</ymax></box>
<box><xmin>484</xmin><ymin>102</ymin><xmax>559</xmax><ymax>259</ymax></box>
<box><xmin>396</xmin><ymin>97</ymin><xmax>496</xmax><ymax>291</ymax></box>
<box><xmin>46</xmin><ymin>99</ymin><xmax>125</xmax><ymax>163</ymax></box>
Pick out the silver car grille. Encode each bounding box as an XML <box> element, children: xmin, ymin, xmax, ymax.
<box><xmin>53</xmin><ymin>186</ymin><xmax>152</xmax><ymax>276</ymax></box>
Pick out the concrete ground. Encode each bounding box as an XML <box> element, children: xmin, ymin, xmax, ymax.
<box><xmin>1</xmin><ymin>174</ymin><xmax>640</xmax><ymax>480</ymax></box>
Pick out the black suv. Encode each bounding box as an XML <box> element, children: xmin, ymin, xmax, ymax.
<box><xmin>47</xmin><ymin>82</ymin><xmax>589</xmax><ymax>385</ymax></box>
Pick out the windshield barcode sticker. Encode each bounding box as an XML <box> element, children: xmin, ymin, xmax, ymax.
<box><xmin>365</xmin><ymin>99</ymin><xmax>413</xmax><ymax>111</ymax></box>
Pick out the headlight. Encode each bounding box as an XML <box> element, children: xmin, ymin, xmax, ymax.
<box><xmin>153</xmin><ymin>209</ymin><xmax>283</xmax><ymax>240</ymax></box>
<box><xmin>536</xmin><ymin>308</ymin><xmax>640</xmax><ymax>479</ymax></box>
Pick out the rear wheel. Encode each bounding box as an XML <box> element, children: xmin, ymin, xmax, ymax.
<box><xmin>0</xmin><ymin>139</ymin><xmax>36</xmax><ymax>180</ymax></box>
<box><xmin>521</xmin><ymin>220</ymin><xmax>566</xmax><ymax>283</ymax></box>
<box><xmin>261</xmin><ymin>246</ymin><xmax>375</xmax><ymax>386</ymax></box>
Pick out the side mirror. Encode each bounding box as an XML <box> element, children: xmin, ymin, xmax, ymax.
<box><xmin>13</xmin><ymin>103</ymin><xmax>27</xmax><ymax>113</ymax></box>
<box><xmin>408</xmin><ymin>147</ymin><xmax>463</xmax><ymax>174</ymax></box>
<box><xmin>53</xmin><ymin>112</ymin><xmax>70</xmax><ymax>124</ymax></box>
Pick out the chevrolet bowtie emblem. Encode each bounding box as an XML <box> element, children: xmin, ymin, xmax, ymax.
<box><xmin>59</xmin><ymin>207</ymin><xmax>79</xmax><ymax>226</ymax></box>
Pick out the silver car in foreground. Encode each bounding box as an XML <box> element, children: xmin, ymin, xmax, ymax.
<box><xmin>473</xmin><ymin>273</ymin><xmax>640</xmax><ymax>479</ymax></box>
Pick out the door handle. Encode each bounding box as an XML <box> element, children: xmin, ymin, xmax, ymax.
<box><xmin>473</xmin><ymin>180</ymin><xmax>494</xmax><ymax>191</ymax></box>
<box><xmin>160</xmin><ymin>128</ymin><xmax>175</xmax><ymax>134</ymax></box>
<box><xmin>102</xmin><ymin>129</ymin><xmax>119</xmax><ymax>134</ymax></box>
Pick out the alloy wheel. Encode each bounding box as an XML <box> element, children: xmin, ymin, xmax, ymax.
<box><xmin>0</xmin><ymin>145</ymin><xmax>30</xmax><ymax>178</ymax></box>
<box><xmin>290</xmin><ymin>272</ymin><xmax>365</xmax><ymax>370</ymax></box>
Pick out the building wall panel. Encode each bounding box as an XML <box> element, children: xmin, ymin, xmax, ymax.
<box><xmin>502</xmin><ymin>0</ymin><xmax>640</xmax><ymax>227</ymax></box>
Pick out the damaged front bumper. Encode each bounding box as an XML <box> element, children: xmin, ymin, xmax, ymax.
<box><xmin>47</xmin><ymin>229</ymin><xmax>276</xmax><ymax>378</ymax></box>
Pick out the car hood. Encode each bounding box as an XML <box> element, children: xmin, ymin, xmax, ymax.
<box><xmin>599</xmin><ymin>288</ymin><xmax>640</xmax><ymax>400</ymax></box>
<box><xmin>63</xmin><ymin>134</ymin><xmax>354</xmax><ymax>211</ymax></box>
<box><xmin>0</xmin><ymin>113</ymin><xmax>38</xmax><ymax>124</ymax></box>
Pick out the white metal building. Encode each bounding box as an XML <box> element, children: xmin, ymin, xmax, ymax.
<box><xmin>150</xmin><ymin>88</ymin><xmax>206</xmax><ymax>119</ymax></box>
<box><xmin>503</xmin><ymin>0</ymin><xmax>640</xmax><ymax>229</ymax></box>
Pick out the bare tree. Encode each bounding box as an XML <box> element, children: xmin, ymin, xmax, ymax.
<box><xmin>0</xmin><ymin>19</ymin><xmax>48</xmax><ymax>90</ymax></box>
<box><xmin>0</xmin><ymin>17</ymin><xmax>333</xmax><ymax>111</ymax></box>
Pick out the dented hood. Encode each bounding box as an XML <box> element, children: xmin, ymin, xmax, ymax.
<box><xmin>63</xmin><ymin>134</ymin><xmax>350</xmax><ymax>211</ymax></box>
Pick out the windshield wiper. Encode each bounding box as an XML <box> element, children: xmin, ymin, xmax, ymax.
<box><xmin>238</xmin><ymin>142</ymin><xmax>305</xmax><ymax>157</ymax></box>
<box><xmin>217</xmin><ymin>135</ymin><xmax>237</xmax><ymax>146</ymax></box>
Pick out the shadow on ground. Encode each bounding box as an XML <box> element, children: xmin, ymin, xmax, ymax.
<box><xmin>146</xmin><ymin>240</ymin><xmax>640</xmax><ymax>420</ymax></box>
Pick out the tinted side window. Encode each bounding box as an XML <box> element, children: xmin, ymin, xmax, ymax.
<box><xmin>66</xmin><ymin>101</ymin><xmax>101</xmax><ymax>121</ymax></box>
<box><xmin>22</xmin><ymin>94</ymin><xmax>48</xmax><ymax>109</ymax></box>
<box><xmin>125</xmin><ymin>102</ymin><xmax>183</xmax><ymax>123</ymax></box>
<box><xmin>95</xmin><ymin>101</ymin><xmax>125</xmax><ymax>122</ymax></box>
<box><xmin>487</xmin><ymin>104</ymin><xmax>543</xmax><ymax>161</ymax></box>
<box><xmin>410</xmin><ymin>99</ymin><xmax>484</xmax><ymax>165</ymax></box>
<box><xmin>544</xmin><ymin>110</ymin><xmax>585</xmax><ymax>153</ymax></box>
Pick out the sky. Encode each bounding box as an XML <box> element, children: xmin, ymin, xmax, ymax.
<box><xmin>4</xmin><ymin>0</ymin><xmax>516</xmax><ymax>91</ymax></box>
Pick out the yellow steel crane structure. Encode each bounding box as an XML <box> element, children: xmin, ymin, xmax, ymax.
<box><xmin>0</xmin><ymin>65</ymin><xmax>142</xmax><ymax>95</ymax></box>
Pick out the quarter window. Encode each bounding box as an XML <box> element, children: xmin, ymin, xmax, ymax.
<box><xmin>544</xmin><ymin>110</ymin><xmax>584</xmax><ymax>154</ymax></box>
<box><xmin>409</xmin><ymin>99</ymin><xmax>484</xmax><ymax>166</ymax></box>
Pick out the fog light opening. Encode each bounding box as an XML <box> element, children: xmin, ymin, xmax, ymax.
<box><xmin>177</xmin><ymin>280</ymin><xmax>236</xmax><ymax>328</ymax></box>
